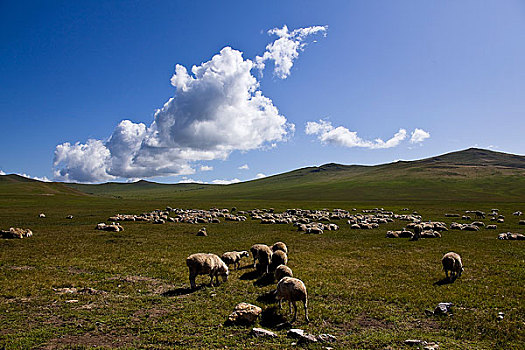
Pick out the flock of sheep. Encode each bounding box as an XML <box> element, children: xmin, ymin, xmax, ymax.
<box><xmin>186</xmin><ymin>241</ymin><xmax>309</xmax><ymax>323</ymax></box>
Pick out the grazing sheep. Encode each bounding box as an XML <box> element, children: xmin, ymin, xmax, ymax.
<box><xmin>186</xmin><ymin>253</ymin><xmax>229</xmax><ymax>289</ymax></box>
<box><xmin>221</xmin><ymin>251</ymin><xmax>249</xmax><ymax>270</ymax></box>
<box><xmin>486</xmin><ymin>225</ymin><xmax>497</xmax><ymax>230</ymax></box>
<box><xmin>270</xmin><ymin>250</ymin><xmax>288</xmax><ymax>272</ymax></box>
<box><xmin>276</xmin><ymin>277</ymin><xmax>309</xmax><ymax>322</ymax></box>
<box><xmin>196</xmin><ymin>227</ymin><xmax>207</xmax><ymax>236</ymax></box>
<box><xmin>411</xmin><ymin>224</ymin><xmax>422</xmax><ymax>241</ymax></box>
<box><xmin>250</xmin><ymin>244</ymin><xmax>272</xmax><ymax>274</ymax></box>
<box><xmin>274</xmin><ymin>265</ymin><xmax>293</xmax><ymax>282</ymax></box>
<box><xmin>442</xmin><ymin>252</ymin><xmax>464</xmax><ymax>280</ymax></box>
<box><xmin>66</xmin><ymin>215</ymin><xmax>73</xmax><ymax>219</ymax></box>
<box><xmin>272</xmin><ymin>241</ymin><xmax>288</xmax><ymax>254</ymax></box>
<box><xmin>39</xmin><ymin>213</ymin><xmax>46</xmax><ymax>218</ymax></box>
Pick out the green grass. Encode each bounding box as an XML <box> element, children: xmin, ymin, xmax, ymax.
<box><xmin>0</xmin><ymin>190</ymin><xmax>524</xmax><ymax>349</ymax></box>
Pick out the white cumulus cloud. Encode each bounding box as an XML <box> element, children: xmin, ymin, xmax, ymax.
<box><xmin>255</xmin><ymin>173</ymin><xmax>266</xmax><ymax>179</ymax></box>
<box><xmin>178</xmin><ymin>177</ymin><xmax>205</xmax><ymax>184</ymax></box>
<box><xmin>238</xmin><ymin>164</ymin><xmax>249</xmax><ymax>170</ymax></box>
<box><xmin>410</xmin><ymin>128</ymin><xmax>430</xmax><ymax>144</ymax></box>
<box><xmin>54</xmin><ymin>44</ymin><xmax>298</xmax><ymax>183</ymax></box>
<box><xmin>199</xmin><ymin>165</ymin><xmax>213</xmax><ymax>171</ymax></box>
<box><xmin>256</xmin><ymin>25</ymin><xmax>327</xmax><ymax>79</ymax></box>
<box><xmin>212</xmin><ymin>178</ymin><xmax>241</xmax><ymax>185</ymax></box>
<box><xmin>0</xmin><ymin>170</ymin><xmax>5</xmax><ymax>175</ymax></box>
<box><xmin>305</xmin><ymin>120</ymin><xmax>407</xmax><ymax>149</ymax></box>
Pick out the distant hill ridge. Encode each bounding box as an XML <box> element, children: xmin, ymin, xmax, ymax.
<box><xmin>1</xmin><ymin>148</ymin><xmax>524</xmax><ymax>201</ymax></box>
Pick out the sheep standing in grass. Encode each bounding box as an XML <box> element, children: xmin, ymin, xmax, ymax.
<box><xmin>276</xmin><ymin>277</ymin><xmax>309</xmax><ymax>322</ymax></box>
<box><xmin>250</xmin><ymin>244</ymin><xmax>272</xmax><ymax>274</ymax></box>
<box><xmin>271</xmin><ymin>241</ymin><xmax>288</xmax><ymax>254</ymax></box>
<box><xmin>270</xmin><ymin>250</ymin><xmax>288</xmax><ymax>272</ymax></box>
<box><xmin>221</xmin><ymin>251</ymin><xmax>249</xmax><ymax>270</ymax></box>
<box><xmin>275</xmin><ymin>264</ymin><xmax>293</xmax><ymax>282</ymax></box>
<box><xmin>186</xmin><ymin>253</ymin><xmax>229</xmax><ymax>289</ymax></box>
<box><xmin>442</xmin><ymin>252</ymin><xmax>464</xmax><ymax>281</ymax></box>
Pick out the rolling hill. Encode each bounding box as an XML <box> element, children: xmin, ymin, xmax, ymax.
<box><xmin>2</xmin><ymin>148</ymin><xmax>525</xmax><ymax>202</ymax></box>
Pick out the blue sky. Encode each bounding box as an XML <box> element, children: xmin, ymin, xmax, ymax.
<box><xmin>1</xmin><ymin>1</ymin><xmax>524</xmax><ymax>183</ymax></box>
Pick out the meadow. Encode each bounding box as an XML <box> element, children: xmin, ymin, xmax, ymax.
<box><xmin>1</xmin><ymin>189</ymin><xmax>524</xmax><ymax>349</ymax></box>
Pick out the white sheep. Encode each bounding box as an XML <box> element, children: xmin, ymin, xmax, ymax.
<box><xmin>270</xmin><ymin>250</ymin><xmax>288</xmax><ymax>272</ymax></box>
<box><xmin>186</xmin><ymin>253</ymin><xmax>229</xmax><ymax>289</ymax></box>
<box><xmin>276</xmin><ymin>277</ymin><xmax>309</xmax><ymax>322</ymax></box>
<box><xmin>274</xmin><ymin>264</ymin><xmax>293</xmax><ymax>282</ymax></box>
<box><xmin>221</xmin><ymin>251</ymin><xmax>249</xmax><ymax>270</ymax></box>
<box><xmin>441</xmin><ymin>252</ymin><xmax>464</xmax><ymax>280</ymax></box>
<box><xmin>250</xmin><ymin>244</ymin><xmax>272</xmax><ymax>274</ymax></box>
<box><xmin>271</xmin><ymin>241</ymin><xmax>288</xmax><ymax>254</ymax></box>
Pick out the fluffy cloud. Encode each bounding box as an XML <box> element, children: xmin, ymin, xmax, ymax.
<box><xmin>212</xmin><ymin>178</ymin><xmax>241</xmax><ymax>185</ymax></box>
<box><xmin>54</xmin><ymin>45</ymin><xmax>297</xmax><ymax>183</ymax></box>
<box><xmin>0</xmin><ymin>170</ymin><xmax>5</xmax><ymax>175</ymax></box>
<box><xmin>410</xmin><ymin>128</ymin><xmax>430</xmax><ymax>144</ymax></box>
<box><xmin>238</xmin><ymin>164</ymin><xmax>249</xmax><ymax>170</ymax></box>
<box><xmin>178</xmin><ymin>177</ymin><xmax>205</xmax><ymax>184</ymax></box>
<box><xmin>199</xmin><ymin>165</ymin><xmax>213</xmax><ymax>171</ymax></box>
<box><xmin>305</xmin><ymin>120</ymin><xmax>407</xmax><ymax>149</ymax></box>
<box><xmin>256</xmin><ymin>25</ymin><xmax>327</xmax><ymax>79</ymax></box>
<box><xmin>255</xmin><ymin>173</ymin><xmax>266</xmax><ymax>179</ymax></box>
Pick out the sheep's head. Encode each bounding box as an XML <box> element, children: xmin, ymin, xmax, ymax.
<box><xmin>222</xmin><ymin>269</ymin><xmax>229</xmax><ymax>282</ymax></box>
<box><xmin>241</xmin><ymin>251</ymin><xmax>249</xmax><ymax>258</ymax></box>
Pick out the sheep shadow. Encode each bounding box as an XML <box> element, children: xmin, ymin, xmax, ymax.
<box><xmin>161</xmin><ymin>285</ymin><xmax>203</xmax><ymax>296</ymax></box>
<box><xmin>254</xmin><ymin>273</ymin><xmax>275</xmax><ymax>287</ymax></box>
<box><xmin>256</xmin><ymin>290</ymin><xmax>277</xmax><ymax>304</ymax></box>
<box><xmin>434</xmin><ymin>277</ymin><xmax>455</xmax><ymax>286</ymax></box>
<box><xmin>259</xmin><ymin>306</ymin><xmax>289</xmax><ymax>329</ymax></box>
<box><xmin>240</xmin><ymin>270</ymin><xmax>260</xmax><ymax>281</ymax></box>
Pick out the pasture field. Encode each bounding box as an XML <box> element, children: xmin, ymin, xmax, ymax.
<box><xmin>0</xmin><ymin>192</ymin><xmax>524</xmax><ymax>349</ymax></box>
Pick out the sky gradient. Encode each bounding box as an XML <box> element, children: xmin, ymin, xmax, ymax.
<box><xmin>1</xmin><ymin>1</ymin><xmax>524</xmax><ymax>183</ymax></box>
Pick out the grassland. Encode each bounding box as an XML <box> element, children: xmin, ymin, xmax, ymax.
<box><xmin>0</xmin><ymin>148</ymin><xmax>524</xmax><ymax>349</ymax></box>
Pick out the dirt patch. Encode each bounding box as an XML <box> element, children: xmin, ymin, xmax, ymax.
<box><xmin>41</xmin><ymin>332</ymin><xmax>137</xmax><ymax>349</ymax></box>
<box><xmin>68</xmin><ymin>267</ymin><xmax>92</xmax><ymax>275</ymax></box>
<box><xmin>353</xmin><ymin>313</ymin><xmax>395</xmax><ymax>330</ymax></box>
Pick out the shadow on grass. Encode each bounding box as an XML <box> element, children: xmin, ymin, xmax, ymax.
<box><xmin>237</xmin><ymin>264</ymin><xmax>253</xmax><ymax>271</ymax></box>
<box><xmin>259</xmin><ymin>306</ymin><xmax>289</xmax><ymax>329</ymax></box>
<box><xmin>434</xmin><ymin>277</ymin><xmax>455</xmax><ymax>286</ymax></box>
<box><xmin>254</xmin><ymin>273</ymin><xmax>275</xmax><ymax>287</ymax></box>
<box><xmin>256</xmin><ymin>290</ymin><xmax>277</xmax><ymax>304</ymax></box>
<box><xmin>161</xmin><ymin>285</ymin><xmax>203</xmax><ymax>296</ymax></box>
<box><xmin>240</xmin><ymin>270</ymin><xmax>259</xmax><ymax>280</ymax></box>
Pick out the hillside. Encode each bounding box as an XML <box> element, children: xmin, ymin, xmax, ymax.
<box><xmin>0</xmin><ymin>174</ymin><xmax>87</xmax><ymax>197</ymax></box>
<box><xmin>2</xmin><ymin>148</ymin><xmax>525</xmax><ymax>202</ymax></box>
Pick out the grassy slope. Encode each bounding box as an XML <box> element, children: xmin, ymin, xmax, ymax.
<box><xmin>65</xmin><ymin>148</ymin><xmax>525</xmax><ymax>202</ymax></box>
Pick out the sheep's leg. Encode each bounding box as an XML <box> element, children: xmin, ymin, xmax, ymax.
<box><xmin>288</xmin><ymin>301</ymin><xmax>292</xmax><ymax>314</ymax></box>
<box><xmin>292</xmin><ymin>301</ymin><xmax>297</xmax><ymax>322</ymax></box>
<box><xmin>209</xmin><ymin>274</ymin><xmax>214</xmax><ymax>286</ymax></box>
<box><xmin>189</xmin><ymin>274</ymin><xmax>196</xmax><ymax>289</ymax></box>
<box><xmin>304</xmin><ymin>299</ymin><xmax>309</xmax><ymax>323</ymax></box>
<box><xmin>278</xmin><ymin>299</ymin><xmax>282</xmax><ymax>309</ymax></box>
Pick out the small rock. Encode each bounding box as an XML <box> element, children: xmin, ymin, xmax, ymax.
<box><xmin>298</xmin><ymin>333</ymin><xmax>318</xmax><ymax>344</ymax></box>
<box><xmin>251</xmin><ymin>327</ymin><xmax>277</xmax><ymax>338</ymax></box>
<box><xmin>226</xmin><ymin>303</ymin><xmax>262</xmax><ymax>325</ymax></box>
<box><xmin>433</xmin><ymin>302</ymin><xmax>453</xmax><ymax>315</ymax></box>
<box><xmin>287</xmin><ymin>329</ymin><xmax>317</xmax><ymax>344</ymax></box>
<box><xmin>287</xmin><ymin>329</ymin><xmax>306</xmax><ymax>338</ymax></box>
<box><xmin>317</xmin><ymin>334</ymin><xmax>337</xmax><ymax>343</ymax></box>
